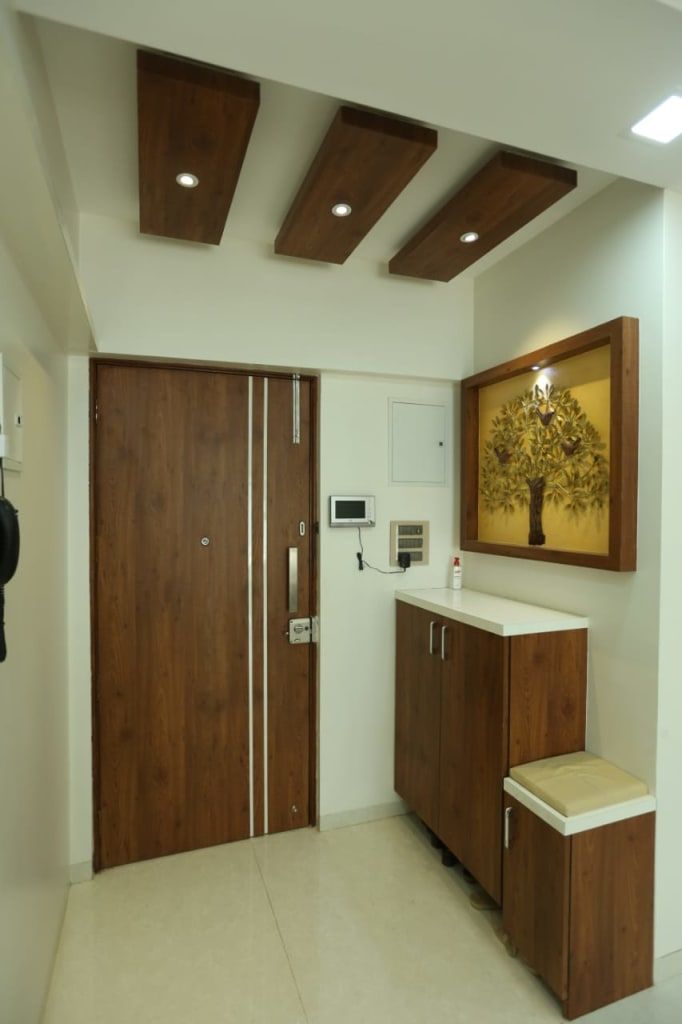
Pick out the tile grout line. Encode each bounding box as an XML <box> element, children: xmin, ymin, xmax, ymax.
<box><xmin>251</xmin><ymin>843</ymin><xmax>311</xmax><ymax>1024</ymax></box>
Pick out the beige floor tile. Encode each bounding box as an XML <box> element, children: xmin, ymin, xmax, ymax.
<box><xmin>43</xmin><ymin>816</ymin><xmax>682</xmax><ymax>1024</ymax></box>
<box><xmin>43</xmin><ymin>839</ymin><xmax>306</xmax><ymax>1024</ymax></box>
<box><xmin>253</xmin><ymin>816</ymin><xmax>562</xmax><ymax>1024</ymax></box>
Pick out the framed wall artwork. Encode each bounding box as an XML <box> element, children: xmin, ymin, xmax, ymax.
<box><xmin>461</xmin><ymin>317</ymin><xmax>639</xmax><ymax>571</ymax></box>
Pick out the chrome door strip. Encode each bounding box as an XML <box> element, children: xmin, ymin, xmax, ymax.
<box><xmin>263</xmin><ymin>379</ymin><xmax>269</xmax><ymax>835</ymax></box>
<box><xmin>247</xmin><ymin>377</ymin><xmax>254</xmax><ymax>838</ymax></box>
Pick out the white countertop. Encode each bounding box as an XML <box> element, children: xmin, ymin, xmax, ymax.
<box><xmin>395</xmin><ymin>588</ymin><xmax>588</xmax><ymax>637</ymax></box>
<box><xmin>504</xmin><ymin>777</ymin><xmax>655</xmax><ymax>836</ymax></box>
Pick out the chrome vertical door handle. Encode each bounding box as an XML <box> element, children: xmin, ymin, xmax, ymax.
<box><xmin>292</xmin><ymin>375</ymin><xmax>301</xmax><ymax>445</ymax></box>
<box><xmin>504</xmin><ymin>805</ymin><xmax>513</xmax><ymax>849</ymax></box>
<box><xmin>429</xmin><ymin>620</ymin><xmax>438</xmax><ymax>655</ymax></box>
<box><xmin>288</xmin><ymin>546</ymin><xmax>298</xmax><ymax>613</ymax></box>
<box><xmin>441</xmin><ymin>625</ymin><xmax>448</xmax><ymax>661</ymax></box>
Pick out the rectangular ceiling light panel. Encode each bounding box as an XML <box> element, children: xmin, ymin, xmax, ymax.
<box><xmin>631</xmin><ymin>95</ymin><xmax>682</xmax><ymax>143</ymax></box>
<box><xmin>275</xmin><ymin>106</ymin><xmax>437</xmax><ymax>264</ymax></box>
<box><xmin>389</xmin><ymin>151</ymin><xmax>577</xmax><ymax>282</ymax></box>
<box><xmin>137</xmin><ymin>50</ymin><xmax>260</xmax><ymax>244</ymax></box>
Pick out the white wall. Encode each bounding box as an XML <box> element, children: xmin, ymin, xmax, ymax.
<box><xmin>67</xmin><ymin>355</ymin><xmax>93</xmax><ymax>878</ymax></box>
<box><xmin>67</xmin><ymin>227</ymin><xmax>473</xmax><ymax>865</ymax></box>
<box><xmin>0</xmin><ymin>1</ymin><xmax>91</xmax><ymax>355</ymax></box>
<box><xmin>79</xmin><ymin>213</ymin><xmax>472</xmax><ymax>380</ymax></box>
<box><xmin>655</xmin><ymin>190</ymin><xmax>682</xmax><ymax>963</ymax></box>
<box><xmin>0</xmin><ymin>5</ymin><xmax>91</xmax><ymax>1017</ymax></box>
<box><xmin>6</xmin><ymin>12</ymin><xmax>80</xmax><ymax>262</ymax></box>
<box><xmin>0</xmin><ymin>237</ymin><xmax>70</xmax><ymax>1023</ymax></box>
<box><xmin>319</xmin><ymin>374</ymin><xmax>457</xmax><ymax>827</ymax></box>
<box><xmin>466</xmin><ymin>179</ymin><xmax>670</xmax><ymax>949</ymax></box>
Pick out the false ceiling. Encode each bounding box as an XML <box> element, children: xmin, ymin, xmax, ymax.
<box><xmin>17</xmin><ymin>0</ymin><xmax>682</xmax><ymax>194</ymax></box>
<box><xmin>274</xmin><ymin>107</ymin><xmax>437</xmax><ymax>264</ymax></box>
<box><xmin>33</xmin><ymin>20</ymin><xmax>612</xmax><ymax>282</ymax></box>
<box><xmin>137</xmin><ymin>52</ymin><xmax>260</xmax><ymax>244</ymax></box>
<box><xmin>390</xmin><ymin>154</ymin><xmax>577</xmax><ymax>282</ymax></box>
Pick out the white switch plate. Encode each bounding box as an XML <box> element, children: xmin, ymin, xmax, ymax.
<box><xmin>389</xmin><ymin>520</ymin><xmax>430</xmax><ymax>566</ymax></box>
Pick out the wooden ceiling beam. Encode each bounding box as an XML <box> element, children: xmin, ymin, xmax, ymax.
<box><xmin>275</xmin><ymin>106</ymin><xmax>437</xmax><ymax>264</ymax></box>
<box><xmin>137</xmin><ymin>50</ymin><xmax>259</xmax><ymax>244</ymax></box>
<box><xmin>389</xmin><ymin>152</ymin><xmax>577</xmax><ymax>282</ymax></box>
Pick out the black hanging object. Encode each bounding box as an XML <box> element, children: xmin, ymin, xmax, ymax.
<box><xmin>0</xmin><ymin>588</ymin><xmax>6</xmax><ymax>663</ymax></box>
<box><xmin>0</xmin><ymin>457</ymin><xmax>20</xmax><ymax>662</ymax></box>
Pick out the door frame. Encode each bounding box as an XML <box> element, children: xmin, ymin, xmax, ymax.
<box><xmin>89</xmin><ymin>357</ymin><xmax>319</xmax><ymax>870</ymax></box>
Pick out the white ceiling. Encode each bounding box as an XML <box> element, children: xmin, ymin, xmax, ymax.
<box><xmin>15</xmin><ymin>0</ymin><xmax>682</xmax><ymax>193</ymax></box>
<box><xmin>33</xmin><ymin>19</ymin><xmax>613</xmax><ymax>278</ymax></box>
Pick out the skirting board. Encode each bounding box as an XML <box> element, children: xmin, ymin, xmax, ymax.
<box><xmin>655</xmin><ymin>948</ymin><xmax>682</xmax><ymax>983</ymax></box>
<box><xmin>319</xmin><ymin>799</ymin><xmax>407</xmax><ymax>832</ymax></box>
<box><xmin>69</xmin><ymin>861</ymin><xmax>94</xmax><ymax>884</ymax></box>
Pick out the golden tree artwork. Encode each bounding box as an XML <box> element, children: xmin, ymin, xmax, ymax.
<box><xmin>480</xmin><ymin>382</ymin><xmax>609</xmax><ymax>546</ymax></box>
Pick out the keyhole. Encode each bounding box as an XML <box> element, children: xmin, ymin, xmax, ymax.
<box><xmin>201</xmin><ymin>537</ymin><xmax>210</xmax><ymax>547</ymax></box>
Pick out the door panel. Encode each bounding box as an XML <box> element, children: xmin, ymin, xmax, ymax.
<box><xmin>94</xmin><ymin>365</ymin><xmax>250</xmax><ymax>867</ymax></box>
<box><xmin>503</xmin><ymin>797</ymin><xmax>570</xmax><ymax>1000</ymax></box>
<box><xmin>265</xmin><ymin>377</ymin><xmax>312</xmax><ymax>834</ymax></box>
<box><xmin>439</xmin><ymin>624</ymin><xmax>507</xmax><ymax>902</ymax></box>
<box><xmin>93</xmin><ymin>364</ymin><xmax>316</xmax><ymax>868</ymax></box>
<box><xmin>394</xmin><ymin>602</ymin><xmax>442</xmax><ymax>833</ymax></box>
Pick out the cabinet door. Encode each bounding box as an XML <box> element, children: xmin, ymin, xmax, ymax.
<box><xmin>395</xmin><ymin>602</ymin><xmax>442</xmax><ymax>832</ymax></box>
<box><xmin>438</xmin><ymin>623</ymin><xmax>507</xmax><ymax>902</ymax></box>
<box><xmin>503</xmin><ymin>797</ymin><xmax>570</xmax><ymax>1001</ymax></box>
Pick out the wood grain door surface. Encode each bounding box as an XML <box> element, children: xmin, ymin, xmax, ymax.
<box><xmin>566</xmin><ymin>814</ymin><xmax>654</xmax><ymax>1019</ymax></box>
<box><xmin>439</xmin><ymin>623</ymin><xmax>508</xmax><ymax>902</ymax></box>
<box><xmin>394</xmin><ymin>602</ymin><xmax>442</xmax><ymax>833</ymax></box>
<box><xmin>265</xmin><ymin>377</ymin><xmax>313</xmax><ymax>835</ymax></box>
<box><xmin>93</xmin><ymin>364</ymin><xmax>314</xmax><ymax>868</ymax></box>
<box><xmin>503</xmin><ymin>796</ymin><xmax>570</xmax><ymax>1001</ymax></box>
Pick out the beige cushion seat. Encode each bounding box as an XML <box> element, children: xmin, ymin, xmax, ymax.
<box><xmin>509</xmin><ymin>751</ymin><xmax>649</xmax><ymax>817</ymax></box>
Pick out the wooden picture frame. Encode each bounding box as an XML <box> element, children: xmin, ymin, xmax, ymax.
<box><xmin>461</xmin><ymin>317</ymin><xmax>639</xmax><ymax>571</ymax></box>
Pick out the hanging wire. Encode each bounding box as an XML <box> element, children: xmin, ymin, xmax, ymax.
<box><xmin>357</xmin><ymin>527</ymin><xmax>406</xmax><ymax>575</ymax></box>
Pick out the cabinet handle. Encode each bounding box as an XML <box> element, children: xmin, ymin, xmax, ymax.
<box><xmin>441</xmin><ymin>625</ymin><xmax>448</xmax><ymax>661</ymax></box>
<box><xmin>504</xmin><ymin>805</ymin><xmax>513</xmax><ymax>849</ymax></box>
<box><xmin>429</xmin><ymin>620</ymin><xmax>438</xmax><ymax>655</ymax></box>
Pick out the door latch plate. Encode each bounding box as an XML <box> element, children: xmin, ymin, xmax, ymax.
<box><xmin>287</xmin><ymin>617</ymin><xmax>319</xmax><ymax>644</ymax></box>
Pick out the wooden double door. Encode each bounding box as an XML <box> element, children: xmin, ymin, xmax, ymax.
<box><xmin>92</xmin><ymin>363</ymin><xmax>316</xmax><ymax>869</ymax></box>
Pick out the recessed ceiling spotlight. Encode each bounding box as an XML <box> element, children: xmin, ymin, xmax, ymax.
<box><xmin>331</xmin><ymin>202</ymin><xmax>352</xmax><ymax>217</ymax></box>
<box><xmin>176</xmin><ymin>172</ymin><xmax>199</xmax><ymax>188</ymax></box>
<box><xmin>531</xmin><ymin>364</ymin><xmax>541</xmax><ymax>371</ymax></box>
<box><xmin>460</xmin><ymin>231</ymin><xmax>479</xmax><ymax>244</ymax></box>
<box><xmin>631</xmin><ymin>95</ymin><xmax>682</xmax><ymax>144</ymax></box>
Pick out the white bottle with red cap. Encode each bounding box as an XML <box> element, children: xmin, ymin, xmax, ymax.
<box><xmin>451</xmin><ymin>555</ymin><xmax>462</xmax><ymax>590</ymax></box>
